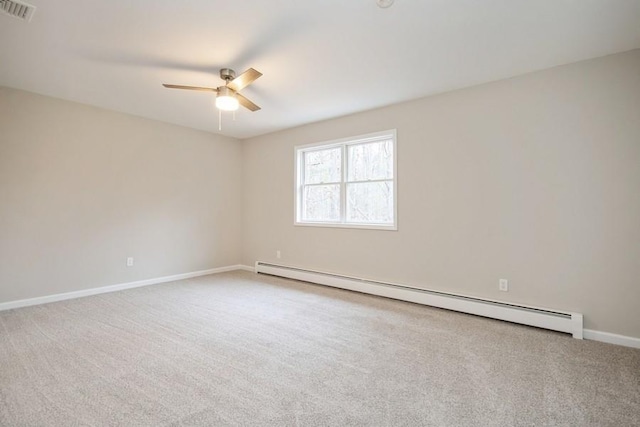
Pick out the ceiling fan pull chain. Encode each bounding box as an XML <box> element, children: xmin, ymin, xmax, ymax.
<box><xmin>219</xmin><ymin>109</ymin><xmax>222</xmax><ymax>131</ymax></box>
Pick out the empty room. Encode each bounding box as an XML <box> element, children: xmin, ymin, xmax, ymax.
<box><xmin>1</xmin><ymin>0</ymin><xmax>639</xmax><ymax>425</ymax></box>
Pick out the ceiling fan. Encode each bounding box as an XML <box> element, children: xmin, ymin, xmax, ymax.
<box><xmin>163</xmin><ymin>68</ymin><xmax>262</xmax><ymax>112</ymax></box>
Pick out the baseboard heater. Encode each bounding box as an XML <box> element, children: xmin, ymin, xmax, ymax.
<box><xmin>255</xmin><ymin>262</ymin><xmax>583</xmax><ymax>339</ymax></box>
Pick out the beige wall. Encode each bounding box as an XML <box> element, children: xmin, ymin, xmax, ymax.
<box><xmin>0</xmin><ymin>87</ymin><xmax>243</xmax><ymax>302</ymax></box>
<box><xmin>242</xmin><ymin>49</ymin><xmax>640</xmax><ymax>338</ymax></box>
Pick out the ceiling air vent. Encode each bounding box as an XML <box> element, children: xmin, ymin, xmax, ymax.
<box><xmin>0</xmin><ymin>0</ymin><xmax>36</xmax><ymax>22</ymax></box>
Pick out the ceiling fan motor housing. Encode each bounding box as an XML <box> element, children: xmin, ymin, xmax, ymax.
<box><xmin>220</xmin><ymin>68</ymin><xmax>236</xmax><ymax>82</ymax></box>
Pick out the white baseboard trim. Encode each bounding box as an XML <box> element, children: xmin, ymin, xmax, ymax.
<box><xmin>4</xmin><ymin>264</ymin><xmax>638</xmax><ymax>349</ymax></box>
<box><xmin>0</xmin><ymin>264</ymin><xmax>247</xmax><ymax>312</ymax></box>
<box><xmin>583</xmin><ymin>329</ymin><xmax>640</xmax><ymax>349</ymax></box>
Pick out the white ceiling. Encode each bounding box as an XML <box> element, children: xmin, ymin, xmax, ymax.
<box><xmin>1</xmin><ymin>0</ymin><xmax>639</xmax><ymax>139</ymax></box>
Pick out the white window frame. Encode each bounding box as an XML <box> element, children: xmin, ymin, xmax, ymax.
<box><xmin>294</xmin><ymin>129</ymin><xmax>397</xmax><ymax>231</ymax></box>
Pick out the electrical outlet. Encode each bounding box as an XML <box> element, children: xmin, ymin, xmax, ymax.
<box><xmin>127</xmin><ymin>257</ymin><xmax>134</xmax><ymax>267</ymax></box>
<box><xmin>276</xmin><ymin>250</ymin><xmax>281</xmax><ymax>259</ymax></box>
<box><xmin>499</xmin><ymin>279</ymin><xmax>508</xmax><ymax>292</ymax></box>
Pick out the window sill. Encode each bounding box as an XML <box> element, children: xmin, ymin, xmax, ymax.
<box><xmin>294</xmin><ymin>221</ymin><xmax>397</xmax><ymax>231</ymax></box>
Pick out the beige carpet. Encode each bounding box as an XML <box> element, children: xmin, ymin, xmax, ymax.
<box><xmin>1</xmin><ymin>271</ymin><xmax>639</xmax><ymax>426</ymax></box>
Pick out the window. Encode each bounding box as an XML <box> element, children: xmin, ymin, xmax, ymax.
<box><xmin>295</xmin><ymin>130</ymin><xmax>397</xmax><ymax>230</ymax></box>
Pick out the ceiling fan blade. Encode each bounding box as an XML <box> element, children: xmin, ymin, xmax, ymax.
<box><xmin>227</xmin><ymin>68</ymin><xmax>262</xmax><ymax>92</ymax></box>
<box><xmin>162</xmin><ymin>84</ymin><xmax>218</xmax><ymax>92</ymax></box>
<box><xmin>236</xmin><ymin>93</ymin><xmax>261</xmax><ymax>112</ymax></box>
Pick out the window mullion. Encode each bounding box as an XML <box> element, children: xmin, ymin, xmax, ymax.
<box><xmin>302</xmin><ymin>181</ymin><xmax>342</xmax><ymax>187</ymax></box>
<box><xmin>299</xmin><ymin>152</ymin><xmax>305</xmax><ymax>222</ymax></box>
<box><xmin>347</xmin><ymin>178</ymin><xmax>393</xmax><ymax>185</ymax></box>
<box><xmin>341</xmin><ymin>144</ymin><xmax>347</xmax><ymax>223</ymax></box>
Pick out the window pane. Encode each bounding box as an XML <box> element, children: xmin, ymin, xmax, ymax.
<box><xmin>347</xmin><ymin>140</ymin><xmax>393</xmax><ymax>182</ymax></box>
<box><xmin>302</xmin><ymin>184</ymin><xmax>340</xmax><ymax>222</ymax></box>
<box><xmin>346</xmin><ymin>181</ymin><xmax>394</xmax><ymax>224</ymax></box>
<box><xmin>304</xmin><ymin>148</ymin><xmax>341</xmax><ymax>184</ymax></box>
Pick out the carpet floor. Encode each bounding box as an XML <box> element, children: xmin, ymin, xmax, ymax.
<box><xmin>1</xmin><ymin>271</ymin><xmax>639</xmax><ymax>426</ymax></box>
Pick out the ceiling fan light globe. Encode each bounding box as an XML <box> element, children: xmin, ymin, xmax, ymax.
<box><xmin>216</xmin><ymin>94</ymin><xmax>239</xmax><ymax>111</ymax></box>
